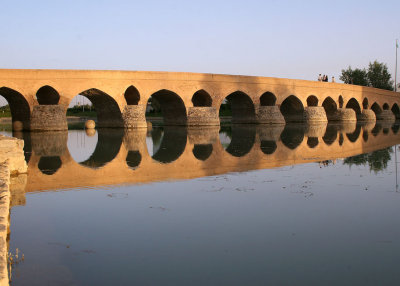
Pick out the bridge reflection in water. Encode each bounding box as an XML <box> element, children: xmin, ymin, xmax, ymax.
<box><xmin>10</xmin><ymin>121</ymin><xmax>400</xmax><ymax>194</ymax></box>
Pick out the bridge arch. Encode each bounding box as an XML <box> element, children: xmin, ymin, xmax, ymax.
<box><xmin>307</xmin><ymin>95</ymin><xmax>318</xmax><ymax>107</ymax></box>
<box><xmin>219</xmin><ymin>91</ymin><xmax>256</xmax><ymax>123</ymax></box>
<box><xmin>260</xmin><ymin>92</ymin><xmax>276</xmax><ymax>106</ymax></box>
<box><xmin>362</xmin><ymin>98</ymin><xmax>369</xmax><ymax>109</ymax></box>
<box><xmin>192</xmin><ymin>90</ymin><xmax>212</xmax><ymax>107</ymax></box>
<box><xmin>345</xmin><ymin>98</ymin><xmax>361</xmax><ymax>115</ymax></box>
<box><xmin>338</xmin><ymin>95</ymin><xmax>344</xmax><ymax>108</ymax></box>
<box><xmin>0</xmin><ymin>87</ymin><xmax>31</xmax><ymax>130</ymax></box>
<box><xmin>371</xmin><ymin>102</ymin><xmax>382</xmax><ymax>115</ymax></box>
<box><xmin>36</xmin><ymin>85</ymin><xmax>60</xmax><ymax>105</ymax></box>
<box><xmin>322</xmin><ymin>97</ymin><xmax>337</xmax><ymax>120</ymax></box>
<box><xmin>146</xmin><ymin>89</ymin><xmax>187</xmax><ymax>125</ymax></box>
<box><xmin>391</xmin><ymin>103</ymin><xmax>400</xmax><ymax>118</ymax></box>
<box><xmin>124</xmin><ymin>85</ymin><xmax>140</xmax><ymax>105</ymax></box>
<box><xmin>73</xmin><ymin>88</ymin><xmax>124</xmax><ymax>128</ymax></box>
<box><xmin>383</xmin><ymin>103</ymin><xmax>389</xmax><ymax>110</ymax></box>
<box><xmin>280</xmin><ymin>95</ymin><xmax>304</xmax><ymax>122</ymax></box>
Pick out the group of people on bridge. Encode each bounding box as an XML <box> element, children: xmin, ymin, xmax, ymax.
<box><xmin>318</xmin><ymin>74</ymin><xmax>335</xmax><ymax>83</ymax></box>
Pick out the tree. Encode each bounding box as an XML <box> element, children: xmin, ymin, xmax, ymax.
<box><xmin>367</xmin><ymin>60</ymin><xmax>393</xmax><ymax>91</ymax></box>
<box><xmin>340</xmin><ymin>67</ymin><xmax>368</xmax><ymax>86</ymax></box>
<box><xmin>340</xmin><ymin>61</ymin><xmax>394</xmax><ymax>91</ymax></box>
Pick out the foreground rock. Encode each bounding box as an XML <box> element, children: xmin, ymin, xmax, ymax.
<box><xmin>0</xmin><ymin>135</ymin><xmax>27</xmax><ymax>285</ymax></box>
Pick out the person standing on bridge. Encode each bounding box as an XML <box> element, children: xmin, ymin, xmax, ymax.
<box><xmin>332</xmin><ymin>76</ymin><xmax>336</xmax><ymax>83</ymax></box>
<box><xmin>318</xmin><ymin>74</ymin><xmax>322</xmax><ymax>81</ymax></box>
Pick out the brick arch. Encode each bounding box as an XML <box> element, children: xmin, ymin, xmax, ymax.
<box><xmin>0</xmin><ymin>87</ymin><xmax>31</xmax><ymax>130</ymax></box>
<box><xmin>345</xmin><ymin>98</ymin><xmax>361</xmax><ymax>115</ymax></box>
<box><xmin>260</xmin><ymin>91</ymin><xmax>276</xmax><ymax>106</ymax></box>
<box><xmin>280</xmin><ymin>95</ymin><xmax>304</xmax><ymax>122</ymax></box>
<box><xmin>124</xmin><ymin>85</ymin><xmax>140</xmax><ymax>105</ymax></box>
<box><xmin>391</xmin><ymin>103</ymin><xmax>400</xmax><ymax>118</ymax></box>
<box><xmin>371</xmin><ymin>102</ymin><xmax>383</xmax><ymax>115</ymax></box>
<box><xmin>322</xmin><ymin>97</ymin><xmax>337</xmax><ymax>120</ymax></box>
<box><xmin>362</xmin><ymin>98</ymin><xmax>369</xmax><ymax>109</ymax></box>
<box><xmin>192</xmin><ymin>89</ymin><xmax>212</xmax><ymax>107</ymax></box>
<box><xmin>218</xmin><ymin>90</ymin><xmax>256</xmax><ymax>123</ymax></box>
<box><xmin>307</xmin><ymin>95</ymin><xmax>318</xmax><ymax>107</ymax></box>
<box><xmin>36</xmin><ymin>85</ymin><xmax>60</xmax><ymax>105</ymax></box>
<box><xmin>146</xmin><ymin>89</ymin><xmax>187</xmax><ymax>125</ymax></box>
<box><xmin>72</xmin><ymin>88</ymin><xmax>124</xmax><ymax>128</ymax></box>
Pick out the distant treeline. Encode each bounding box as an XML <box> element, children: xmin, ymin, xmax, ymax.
<box><xmin>67</xmin><ymin>105</ymin><xmax>96</xmax><ymax>117</ymax></box>
<box><xmin>0</xmin><ymin>105</ymin><xmax>11</xmax><ymax>117</ymax></box>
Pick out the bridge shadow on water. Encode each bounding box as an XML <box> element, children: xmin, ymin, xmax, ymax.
<box><xmin>14</xmin><ymin>120</ymin><xmax>400</xmax><ymax>180</ymax></box>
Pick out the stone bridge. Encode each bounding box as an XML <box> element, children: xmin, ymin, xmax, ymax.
<box><xmin>0</xmin><ymin>69</ymin><xmax>399</xmax><ymax>131</ymax></box>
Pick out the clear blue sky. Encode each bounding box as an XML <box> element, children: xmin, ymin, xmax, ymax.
<box><xmin>0</xmin><ymin>0</ymin><xmax>399</xmax><ymax>97</ymax></box>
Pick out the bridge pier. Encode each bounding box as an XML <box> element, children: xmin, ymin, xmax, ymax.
<box><xmin>303</xmin><ymin>107</ymin><xmax>328</xmax><ymax>123</ymax></box>
<box><xmin>30</xmin><ymin>105</ymin><xmax>68</xmax><ymax>131</ymax></box>
<box><xmin>357</xmin><ymin>109</ymin><xmax>376</xmax><ymax>122</ymax></box>
<box><xmin>376</xmin><ymin>110</ymin><xmax>396</xmax><ymax>122</ymax></box>
<box><xmin>256</xmin><ymin>106</ymin><xmax>285</xmax><ymax>124</ymax></box>
<box><xmin>333</xmin><ymin>108</ymin><xmax>357</xmax><ymax>122</ymax></box>
<box><xmin>122</xmin><ymin>105</ymin><xmax>147</xmax><ymax>128</ymax></box>
<box><xmin>187</xmin><ymin>107</ymin><xmax>220</xmax><ymax>126</ymax></box>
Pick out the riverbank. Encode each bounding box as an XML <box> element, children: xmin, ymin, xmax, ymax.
<box><xmin>0</xmin><ymin>135</ymin><xmax>27</xmax><ymax>285</ymax></box>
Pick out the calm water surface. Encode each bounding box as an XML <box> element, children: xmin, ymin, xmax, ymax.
<box><xmin>4</xmin><ymin>123</ymin><xmax>400</xmax><ymax>285</ymax></box>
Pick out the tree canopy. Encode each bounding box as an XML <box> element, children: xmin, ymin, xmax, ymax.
<box><xmin>340</xmin><ymin>60</ymin><xmax>393</xmax><ymax>91</ymax></box>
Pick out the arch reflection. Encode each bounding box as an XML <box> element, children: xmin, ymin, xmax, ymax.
<box><xmin>193</xmin><ymin>144</ymin><xmax>213</xmax><ymax>161</ymax></box>
<box><xmin>80</xmin><ymin>129</ymin><xmax>123</xmax><ymax>169</ymax></box>
<box><xmin>38</xmin><ymin>156</ymin><xmax>62</xmax><ymax>175</ymax></box>
<box><xmin>220</xmin><ymin>125</ymin><xmax>256</xmax><ymax>157</ymax></box>
<box><xmin>346</xmin><ymin>124</ymin><xmax>362</xmax><ymax>143</ymax></box>
<box><xmin>150</xmin><ymin>127</ymin><xmax>187</xmax><ymax>163</ymax></box>
<box><xmin>17</xmin><ymin>121</ymin><xmax>400</xmax><ymax>192</ymax></box>
<box><xmin>280</xmin><ymin>124</ymin><xmax>305</xmax><ymax>149</ymax></box>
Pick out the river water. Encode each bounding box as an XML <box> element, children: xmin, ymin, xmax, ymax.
<box><xmin>3</xmin><ymin>122</ymin><xmax>400</xmax><ymax>285</ymax></box>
